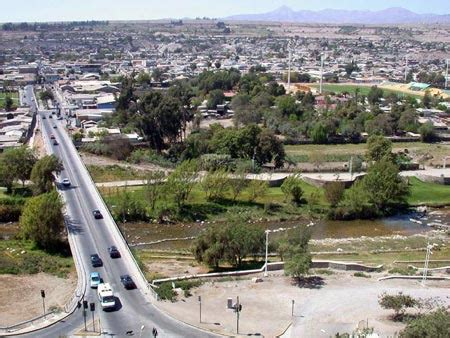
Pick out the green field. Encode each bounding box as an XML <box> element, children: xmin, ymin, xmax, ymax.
<box><xmin>408</xmin><ymin>177</ymin><xmax>450</xmax><ymax>206</ymax></box>
<box><xmin>87</xmin><ymin>164</ymin><xmax>148</xmax><ymax>183</ymax></box>
<box><xmin>0</xmin><ymin>92</ymin><xmax>19</xmax><ymax>109</ymax></box>
<box><xmin>309</xmin><ymin>83</ymin><xmax>422</xmax><ymax>99</ymax></box>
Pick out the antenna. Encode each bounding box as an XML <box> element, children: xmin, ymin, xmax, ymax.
<box><xmin>404</xmin><ymin>55</ymin><xmax>408</xmax><ymax>83</ymax></box>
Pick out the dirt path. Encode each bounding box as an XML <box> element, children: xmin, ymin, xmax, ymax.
<box><xmin>80</xmin><ymin>152</ymin><xmax>169</xmax><ymax>173</ymax></box>
<box><xmin>0</xmin><ymin>272</ymin><xmax>77</xmax><ymax>327</ymax></box>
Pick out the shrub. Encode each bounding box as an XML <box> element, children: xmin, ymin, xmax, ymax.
<box><xmin>354</xmin><ymin>272</ymin><xmax>371</xmax><ymax>278</ymax></box>
<box><xmin>324</xmin><ymin>181</ymin><xmax>345</xmax><ymax>207</ymax></box>
<box><xmin>0</xmin><ymin>204</ymin><xmax>22</xmax><ymax>222</ymax></box>
<box><xmin>156</xmin><ymin>282</ymin><xmax>177</xmax><ymax>302</ymax></box>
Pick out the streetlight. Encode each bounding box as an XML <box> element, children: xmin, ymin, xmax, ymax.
<box><xmin>404</xmin><ymin>55</ymin><xmax>409</xmax><ymax>83</ymax></box>
<box><xmin>287</xmin><ymin>40</ymin><xmax>295</xmax><ymax>93</ymax></box>
<box><xmin>445</xmin><ymin>59</ymin><xmax>449</xmax><ymax>89</ymax></box>
<box><xmin>198</xmin><ymin>295</ymin><xmax>202</xmax><ymax>323</ymax></box>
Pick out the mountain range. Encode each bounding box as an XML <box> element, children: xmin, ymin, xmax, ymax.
<box><xmin>225</xmin><ymin>6</ymin><xmax>450</xmax><ymax>24</ymax></box>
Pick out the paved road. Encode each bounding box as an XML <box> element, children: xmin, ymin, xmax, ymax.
<box><xmin>18</xmin><ymin>86</ymin><xmax>218</xmax><ymax>338</ymax></box>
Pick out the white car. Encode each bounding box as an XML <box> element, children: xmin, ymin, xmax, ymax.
<box><xmin>90</xmin><ymin>272</ymin><xmax>101</xmax><ymax>288</ymax></box>
<box><xmin>62</xmin><ymin>178</ymin><xmax>71</xmax><ymax>187</ymax></box>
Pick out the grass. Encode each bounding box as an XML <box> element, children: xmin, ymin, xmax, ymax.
<box><xmin>353</xmin><ymin>272</ymin><xmax>371</xmax><ymax>278</ymax></box>
<box><xmin>408</xmin><ymin>177</ymin><xmax>450</xmax><ymax>206</ymax></box>
<box><xmin>87</xmin><ymin>164</ymin><xmax>148</xmax><ymax>183</ymax></box>
<box><xmin>0</xmin><ymin>240</ymin><xmax>74</xmax><ymax>278</ymax></box>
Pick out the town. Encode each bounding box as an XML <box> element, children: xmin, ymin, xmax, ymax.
<box><xmin>0</xmin><ymin>6</ymin><xmax>450</xmax><ymax>338</ymax></box>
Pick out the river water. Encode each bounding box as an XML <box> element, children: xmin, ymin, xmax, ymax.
<box><xmin>123</xmin><ymin>208</ymin><xmax>449</xmax><ymax>250</ymax></box>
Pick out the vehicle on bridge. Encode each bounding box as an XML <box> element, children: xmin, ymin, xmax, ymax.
<box><xmin>98</xmin><ymin>283</ymin><xmax>116</xmax><ymax>310</ymax></box>
<box><xmin>90</xmin><ymin>272</ymin><xmax>101</xmax><ymax>288</ymax></box>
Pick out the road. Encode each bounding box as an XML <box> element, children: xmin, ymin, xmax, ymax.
<box><xmin>18</xmin><ymin>85</ymin><xmax>218</xmax><ymax>338</ymax></box>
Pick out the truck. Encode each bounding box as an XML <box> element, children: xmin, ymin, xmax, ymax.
<box><xmin>97</xmin><ymin>283</ymin><xmax>116</xmax><ymax>310</ymax></box>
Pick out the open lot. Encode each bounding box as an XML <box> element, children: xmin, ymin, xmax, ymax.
<box><xmin>156</xmin><ymin>270</ymin><xmax>450</xmax><ymax>337</ymax></box>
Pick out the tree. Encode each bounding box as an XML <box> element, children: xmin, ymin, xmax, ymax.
<box><xmin>144</xmin><ymin>171</ymin><xmax>166</xmax><ymax>212</ymax></box>
<box><xmin>246</xmin><ymin>180</ymin><xmax>268</xmax><ymax>202</ymax></box>
<box><xmin>167</xmin><ymin>160</ymin><xmax>198</xmax><ymax>208</ymax></box>
<box><xmin>310</xmin><ymin>123</ymin><xmax>328</xmax><ymax>144</ymax></box>
<box><xmin>281</xmin><ymin>225</ymin><xmax>312</xmax><ymax>278</ymax></box>
<box><xmin>400</xmin><ymin>308</ymin><xmax>450</xmax><ymax>338</ymax></box>
<box><xmin>115</xmin><ymin>187</ymin><xmax>146</xmax><ymax>222</ymax></box>
<box><xmin>0</xmin><ymin>157</ymin><xmax>14</xmax><ymax>193</ymax></box>
<box><xmin>367</xmin><ymin>86</ymin><xmax>384</xmax><ymax>105</ymax></box>
<box><xmin>201</xmin><ymin>169</ymin><xmax>229</xmax><ymax>201</ymax></box>
<box><xmin>324</xmin><ymin>181</ymin><xmax>345</xmax><ymax>207</ymax></box>
<box><xmin>276</xmin><ymin>95</ymin><xmax>300</xmax><ymax>117</ymax></box>
<box><xmin>2</xmin><ymin>146</ymin><xmax>36</xmax><ymax>188</ymax></box>
<box><xmin>207</xmin><ymin>89</ymin><xmax>225</xmax><ymax>109</ymax></box>
<box><xmin>366</xmin><ymin>135</ymin><xmax>392</xmax><ymax>162</ymax></box>
<box><xmin>379</xmin><ymin>292</ymin><xmax>419</xmax><ymax>321</ymax></box>
<box><xmin>19</xmin><ymin>191</ymin><xmax>64</xmax><ymax>250</ymax></box>
<box><xmin>228</xmin><ymin>169</ymin><xmax>248</xmax><ymax>201</ymax></box>
<box><xmin>418</xmin><ymin>122</ymin><xmax>436</xmax><ymax>143</ymax></box>
<box><xmin>281</xmin><ymin>175</ymin><xmax>304</xmax><ymax>205</ymax></box>
<box><xmin>363</xmin><ymin>158</ymin><xmax>409</xmax><ymax>211</ymax></box>
<box><xmin>4</xmin><ymin>95</ymin><xmax>14</xmax><ymax>111</ymax></box>
<box><xmin>422</xmin><ymin>91</ymin><xmax>432</xmax><ymax>109</ymax></box>
<box><xmin>193</xmin><ymin>221</ymin><xmax>265</xmax><ymax>268</ymax></box>
<box><xmin>39</xmin><ymin>90</ymin><xmax>54</xmax><ymax>102</ymax></box>
<box><xmin>30</xmin><ymin>155</ymin><xmax>63</xmax><ymax>195</ymax></box>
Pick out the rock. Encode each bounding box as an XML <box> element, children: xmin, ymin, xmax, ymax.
<box><xmin>252</xmin><ymin>277</ymin><xmax>263</xmax><ymax>283</ymax></box>
<box><xmin>337</xmin><ymin>248</ymin><xmax>343</xmax><ymax>252</ymax></box>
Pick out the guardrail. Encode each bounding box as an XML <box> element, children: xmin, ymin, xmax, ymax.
<box><xmin>0</xmin><ymin>311</ymin><xmax>56</xmax><ymax>334</ymax></box>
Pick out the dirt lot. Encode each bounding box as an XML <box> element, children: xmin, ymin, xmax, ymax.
<box><xmin>157</xmin><ymin>271</ymin><xmax>450</xmax><ymax>337</ymax></box>
<box><xmin>0</xmin><ymin>273</ymin><xmax>77</xmax><ymax>327</ymax></box>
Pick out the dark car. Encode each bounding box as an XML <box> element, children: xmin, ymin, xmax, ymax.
<box><xmin>49</xmin><ymin>114</ymin><xmax>53</xmax><ymax>119</ymax></box>
<box><xmin>53</xmin><ymin>125</ymin><xmax>57</xmax><ymax>129</ymax></box>
<box><xmin>90</xmin><ymin>254</ymin><xmax>103</xmax><ymax>267</ymax></box>
<box><xmin>120</xmin><ymin>275</ymin><xmax>136</xmax><ymax>289</ymax></box>
<box><xmin>50</xmin><ymin>134</ymin><xmax>55</xmax><ymax>140</ymax></box>
<box><xmin>108</xmin><ymin>246</ymin><xmax>121</xmax><ymax>258</ymax></box>
<box><xmin>53</xmin><ymin>139</ymin><xmax>58</xmax><ymax>146</ymax></box>
<box><xmin>92</xmin><ymin>209</ymin><xmax>103</xmax><ymax>219</ymax></box>
<box><xmin>42</xmin><ymin>115</ymin><xmax>46</xmax><ymax>119</ymax></box>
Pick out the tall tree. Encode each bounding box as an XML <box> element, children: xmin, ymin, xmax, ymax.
<box><xmin>30</xmin><ymin>155</ymin><xmax>63</xmax><ymax>195</ymax></box>
<box><xmin>167</xmin><ymin>160</ymin><xmax>198</xmax><ymax>208</ymax></box>
<box><xmin>281</xmin><ymin>225</ymin><xmax>312</xmax><ymax>278</ymax></box>
<box><xmin>19</xmin><ymin>191</ymin><xmax>64</xmax><ymax>250</ymax></box>
<box><xmin>2</xmin><ymin>146</ymin><xmax>36</xmax><ymax>188</ymax></box>
<box><xmin>366</xmin><ymin>135</ymin><xmax>392</xmax><ymax>162</ymax></box>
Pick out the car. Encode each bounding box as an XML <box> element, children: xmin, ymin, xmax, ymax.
<box><xmin>53</xmin><ymin>125</ymin><xmax>57</xmax><ymax>129</ymax></box>
<box><xmin>90</xmin><ymin>254</ymin><xmax>103</xmax><ymax>267</ymax></box>
<box><xmin>90</xmin><ymin>272</ymin><xmax>101</xmax><ymax>288</ymax></box>
<box><xmin>108</xmin><ymin>246</ymin><xmax>121</xmax><ymax>258</ymax></box>
<box><xmin>120</xmin><ymin>275</ymin><xmax>136</xmax><ymax>289</ymax></box>
<box><xmin>62</xmin><ymin>178</ymin><xmax>70</xmax><ymax>187</ymax></box>
<box><xmin>49</xmin><ymin>114</ymin><xmax>53</xmax><ymax>119</ymax></box>
<box><xmin>50</xmin><ymin>134</ymin><xmax>55</xmax><ymax>139</ymax></box>
<box><xmin>57</xmin><ymin>116</ymin><xmax>63</xmax><ymax>120</ymax></box>
<box><xmin>42</xmin><ymin>115</ymin><xmax>46</xmax><ymax>120</ymax></box>
<box><xmin>92</xmin><ymin>209</ymin><xmax>103</xmax><ymax>219</ymax></box>
<box><xmin>53</xmin><ymin>139</ymin><xmax>58</xmax><ymax>146</ymax></box>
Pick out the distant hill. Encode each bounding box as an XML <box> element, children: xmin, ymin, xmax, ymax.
<box><xmin>225</xmin><ymin>6</ymin><xmax>450</xmax><ymax>25</ymax></box>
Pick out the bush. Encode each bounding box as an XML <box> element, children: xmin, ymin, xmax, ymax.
<box><xmin>156</xmin><ymin>282</ymin><xmax>177</xmax><ymax>302</ymax></box>
<box><xmin>388</xmin><ymin>266</ymin><xmax>418</xmax><ymax>276</ymax></box>
<box><xmin>324</xmin><ymin>181</ymin><xmax>345</xmax><ymax>207</ymax></box>
<box><xmin>354</xmin><ymin>272</ymin><xmax>371</xmax><ymax>278</ymax></box>
<box><xmin>127</xmin><ymin>148</ymin><xmax>174</xmax><ymax>168</ymax></box>
<box><xmin>0</xmin><ymin>204</ymin><xmax>22</xmax><ymax>222</ymax></box>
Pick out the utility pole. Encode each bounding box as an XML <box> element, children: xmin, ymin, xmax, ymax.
<box><xmin>404</xmin><ymin>55</ymin><xmax>409</xmax><ymax>83</ymax></box>
<box><xmin>421</xmin><ymin>244</ymin><xmax>433</xmax><ymax>286</ymax></box>
<box><xmin>264</xmin><ymin>230</ymin><xmax>269</xmax><ymax>277</ymax></box>
<box><xmin>349</xmin><ymin>156</ymin><xmax>353</xmax><ymax>180</ymax></box>
<box><xmin>291</xmin><ymin>300</ymin><xmax>295</xmax><ymax>317</ymax></box>
<box><xmin>445</xmin><ymin>59</ymin><xmax>449</xmax><ymax>89</ymax></box>
<box><xmin>90</xmin><ymin>302</ymin><xmax>95</xmax><ymax>332</ymax></box>
<box><xmin>320</xmin><ymin>53</ymin><xmax>325</xmax><ymax>94</ymax></box>
<box><xmin>235</xmin><ymin>296</ymin><xmax>241</xmax><ymax>335</ymax></box>
<box><xmin>40</xmin><ymin>290</ymin><xmax>46</xmax><ymax>319</ymax></box>
<box><xmin>198</xmin><ymin>296</ymin><xmax>202</xmax><ymax>323</ymax></box>
<box><xmin>287</xmin><ymin>41</ymin><xmax>293</xmax><ymax>93</ymax></box>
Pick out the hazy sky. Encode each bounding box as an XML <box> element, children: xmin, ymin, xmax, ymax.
<box><xmin>2</xmin><ymin>0</ymin><xmax>450</xmax><ymax>22</ymax></box>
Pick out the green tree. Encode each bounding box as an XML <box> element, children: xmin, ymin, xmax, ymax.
<box><xmin>30</xmin><ymin>155</ymin><xmax>63</xmax><ymax>195</ymax></box>
<box><xmin>115</xmin><ymin>187</ymin><xmax>146</xmax><ymax>222</ymax></box>
<box><xmin>144</xmin><ymin>171</ymin><xmax>166</xmax><ymax>212</ymax></box>
<box><xmin>366</xmin><ymin>135</ymin><xmax>392</xmax><ymax>162</ymax></box>
<box><xmin>2</xmin><ymin>146</ymin><xmax>36</xmax><ymax>188</ymax></box>
<box><xmin>400</xmin><ymin>308</ymin><xmax>450</xmax><ymax>338</ymax></box>
<box><xmin>19</xmin><ymin>191</ymin><xmax>64</xmax><ymax>250</ymax></box>
<box><xmin>281</xmin><ymin>174</ymin><xmax>304</xmax><ymax>205</ymax></box>
<box><xmin>367</xmin><ymin>86</ymin><xmax>384</xmax><ymax>105</ymax></box>
<box><xmin>310</xmin><ymin>123</ymin><xmax>328</xmax><ymax>144</ymax></box>
<box><xmin>4</xmin><ymin>95</ymin><xmax>14</xmax><ymax>111</ymax></box>
<box><xmin>281</xmin><ymin>225</ymin><xmax>312</xmax><ymax>278</ymax></box>
<box><xmin>379</xmin><ymin>292</ymin><xmax>419</xmax><ymax>321</ymax></box>
<box><xmin>363</xmin><ymin>158</ymin><xmax>409</xmax><ymax>211</ymax></box>
<box><xmin>193</xmin><ymin>221</ymin><xmax>265</xmax><ymax>268</ymax></box>
<box><xmin>228</xmin><ymin>169</ymin><xmax>248</xmax><ymax>201</ymax></box>
<box><xmin>324</xmin><ymin>181</ymin><xmax>345</xmax><ymax>207</ymax></box>
<box><xmin>201</xmin><ymin>169</ymin><xmax>229</xmax><ymax>201</ymax></box>
<box><xmin>246</xmin><ymin>180</ymin><xmax>268</xmax><ymax>202</ymax></box>
<box><xmin>418</xmin><ymin>122</ymin><xmax>436</xmax><ymax>143</ymax></box>
<box><xmin>207</xmin><ymin>89</ymin><xmax>225</xmax><ymax>109</ymax></box>
<box><xmin>0</xmin><ymin>156</ymin><xmax>14</xmax><ymax>193</ymax></box>
<box><xmin>167</xmin><ymin>160</ymin><xmax>198</xmax><ymax>208</ymax></box>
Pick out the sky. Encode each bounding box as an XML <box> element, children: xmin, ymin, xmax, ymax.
<box><xmin>2</xmin><ymin>0</ymin><xmax>450</xmax><ymax>23</ymax></box>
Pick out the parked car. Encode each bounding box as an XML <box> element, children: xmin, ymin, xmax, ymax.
<box><xmin>108</xmin><ymin>246</ymin><xmax>121</xmax><ymax>258</ymax></box>
<box><xmin>90</xmin><ymin>254</ymin><xmax>103</xmax><ymax>267</ymax></box>
<box><xmin>92</xmin><ymin>209</ymin><xmax>103</xmax><ymax>219</ymax></box>
<box><xmin>90</xmin><ymin>272</ymin><xmax>101</xmax><ymax>288</ymax></box>
<box><xmin>62</xmin><ymin>178</ymin><xmax>70</xmax><ymax>187</ymax></box>
<box><xmin>120</xmin><ymin>275</ymin><xmax>136</xmax><ymax>289</ymax></box>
